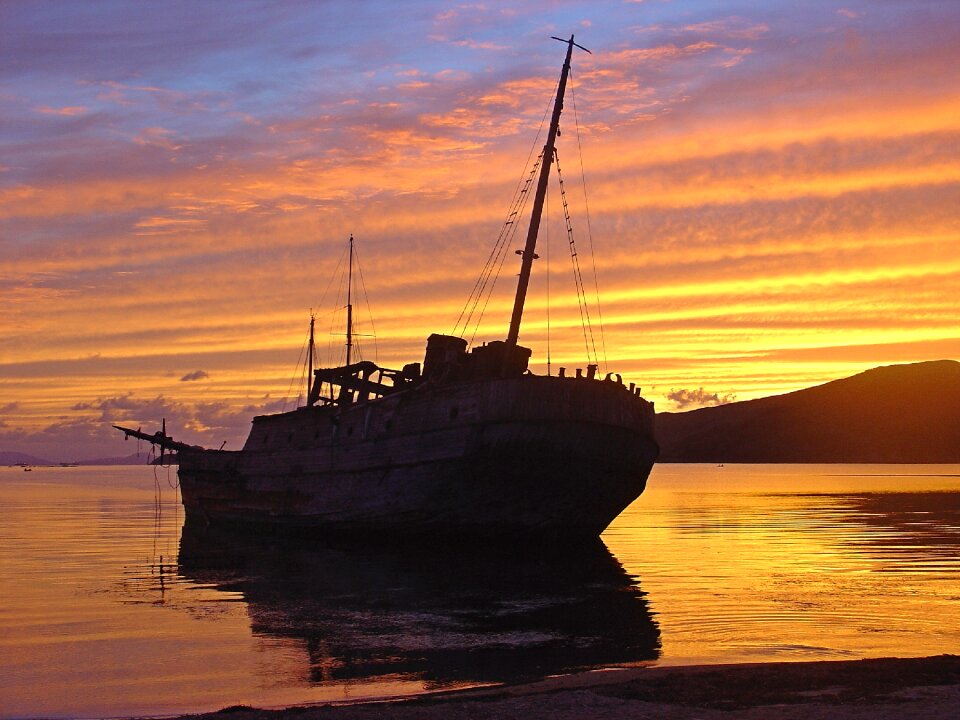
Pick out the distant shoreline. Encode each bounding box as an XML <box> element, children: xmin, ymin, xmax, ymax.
<box><xmin>174</xmin><ymin>655</ymin><xmax>960</xmax><ymax>720</ymax></box>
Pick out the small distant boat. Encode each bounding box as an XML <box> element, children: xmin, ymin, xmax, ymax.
<box><xmin>116</xmin><ymin>36</ymin><xmax>658</xmax><ymax>539</ymax></box>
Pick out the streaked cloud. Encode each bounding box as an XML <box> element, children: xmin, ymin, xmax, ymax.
<box><xmin>35</xmin><ymin>105</ymin><xmax>89</xmax><ymax>116</ymax></box>
<box><xmin>1</xmin><ymin>0</ymin><xmax>958</xmax><ymax>459</ymax></box>
<box><xmin>676</xmin><ymin>18</ymin><xmax>769</xmax><ymax>40</ymax></box>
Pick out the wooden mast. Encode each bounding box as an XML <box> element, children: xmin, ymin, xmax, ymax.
<box><xmin>306</xmin><ymin>235</ymin><xmax>354</xmax><ymax>407</ymax></box>
<box><xmin>306</xmin><ymin>311</ymin><xmax>315</xmax><ymax>405</ymax></box>
<box><xmin>346</xmin><ymin>234</ymin><xmax>354</xmax><ymax>366</ymax></box>
<box><xmin>506</xmin><ymin>35</ymin><xmax>590</xmax><ymax>348</ymax></box>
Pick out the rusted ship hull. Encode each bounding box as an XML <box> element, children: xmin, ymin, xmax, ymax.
<box><xmin>178</xmin><ymin>375</ymin><xmax>657</xmax><ymax>538</ymax></box>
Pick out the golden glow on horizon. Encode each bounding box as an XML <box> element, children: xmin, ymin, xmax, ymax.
<box><xmin>2</xmin><ymin>2</ymin><xmax>959</xmax><ymax>459</ymax></box>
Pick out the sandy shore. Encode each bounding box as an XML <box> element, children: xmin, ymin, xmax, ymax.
<box><xmin>175</xmin><ymin>655</ymin><xmax>960</xmax><ymax>720</ymax></box>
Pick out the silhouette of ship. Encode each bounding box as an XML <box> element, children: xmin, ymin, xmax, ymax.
<box><xmin>177</xmin><ymin>525</ymin><xmax>661</xmax><ymax>684</ymax></box>
<box><xmin>116</xmin><ymin>36</ymin><xmax>658</xmax><ymax>538</ymax></box>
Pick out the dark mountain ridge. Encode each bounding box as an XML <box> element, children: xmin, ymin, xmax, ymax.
<box><xmin>6</xmin><ymin>361</ymin><xmax>958</xmax><ymax>466</ymax></box>
<box><xmin>656</xmin><ymin>360</ymin><xmax>960</xmax><ymax>463</ymax></box>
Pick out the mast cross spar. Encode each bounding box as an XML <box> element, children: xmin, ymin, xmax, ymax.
<box><xmin>505</xmin><ymin>34</ymin><xmax>591</xmax><ymax>349</ymax></box>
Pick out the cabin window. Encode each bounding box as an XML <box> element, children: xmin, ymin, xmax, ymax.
<box><xmin>450</xmin><ymin>406</ymin><xmax>459</xmax><ymax>420</ymax></box>
<box><xmin>262</xmin><ymin>434</ymin><xmax>269</xmax><ymax>445</ymax></box>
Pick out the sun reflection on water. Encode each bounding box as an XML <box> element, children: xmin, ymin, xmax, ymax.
<box><xmin>605</xmin><ymin>464</ymin><xmax>960</xmax><ymax>665</ymax></box>
<box><xmin>1</xmin><ymin>463</ymin><xmax>959</xmax><ymax>717</ymax></box>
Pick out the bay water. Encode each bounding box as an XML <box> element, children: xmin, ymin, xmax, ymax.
<box><xmin>1</xmin><ymin>463</ymin><xmax>958</xmax><ymax>718</ymax></box>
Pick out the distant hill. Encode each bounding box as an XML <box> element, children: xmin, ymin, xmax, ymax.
<box><xmin>656</xmin><ymin>360</ymin><xmax>960</xmax><ymax>463</ymax></box>
<box><xmin>0</xmin><ymin>451</ymin><xmax>53</xmax><ymax>466</ymax></box>
<box><xmin>1</xmin><ymin>450</ymin><xmax>153</xmax><ymax>466</ymax></box>
<box><xmin>76</xmin><ymin>453</ymin><xmax>153</xmax><ymax>466</ymax></box>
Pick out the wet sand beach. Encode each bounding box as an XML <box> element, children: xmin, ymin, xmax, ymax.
<box><xmin>178</xmin><ymin>655</ymin><xmax>960</xmax><ymax>720</ymax></box>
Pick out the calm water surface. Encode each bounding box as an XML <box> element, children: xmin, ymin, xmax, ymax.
<box><xmin>1</xmin><ymin>463</ymin><xmax>959</xmax><ymax>718</ymax></box>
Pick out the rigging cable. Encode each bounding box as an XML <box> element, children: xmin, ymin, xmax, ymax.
<box><xmin>555</xmin><ymin>148</ymin><xmax>599</xmax><ymax>367</ymax></box>
<box><xmin>456</xmin><ymin>152</ymin><xmax>540</xmax><ymax>343</ymax></box>
<box><xmin>315</xmin><ymin>242</ymin><xmax>348</xmax><ymax>362</ymax></box>
<box><xmin>569</xmin><ymin>75</ymin><xmax>609</xmax><ymax>372</ymax></box>
<box><xmin>545</xmin><ymin>183</ymin><xmax>551</xmax><ymax>375</ymax></box>
<box><xmin>329</xmin><ymin>246</ymin><xmax>350</xmax><ymax>366</ymax></box>
<box><xmin>281</xmin><ymin>330</ymin><xmax>309</xmax><ymax>411</ymax></box>
<box><xmin>452</xmin><ymin>77</ymin><xmax>559</xmax><ymax>343</ymax></box>
<box><xmin>467</xmin><ymin>153</ymin><xmax>542</xmax><ymax>347</ymax></box>
<box><xmin>281</xmin><ymin>240</ymin><xmax>349</xmax><ymax>407</ymax></box>
<box><xmin>452</xmin><ymin>180</ymin><xmax>525</xmax><ymax>337</ymax></box>
<box><xmin>352</xmin><ymin>243</ymin><xmax>379</xmax><ymax>365</ymax></box>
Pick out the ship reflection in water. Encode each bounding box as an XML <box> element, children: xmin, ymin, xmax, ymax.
<box><xmin>177</xmin><ymin>521</ymin><xmax>662</xmax><ymax>688</ymax></box>
<box><xmin>5</xmin><ymin>465</ymin><xmax>960</xmax><ymax>719</ymax></box>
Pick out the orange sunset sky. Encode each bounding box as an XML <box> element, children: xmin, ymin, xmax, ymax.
<box><xmin>2</xmin><ymin>1</ymin><xmax>959</xmax><ymax>461</ymax></box>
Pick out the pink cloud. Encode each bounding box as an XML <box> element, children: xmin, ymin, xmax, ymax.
<box><xmin>678</xmin><ymin>18</ymin><xmax>769</xmax><ymax>40</ymax></box>
<box><xmin>35</xmin><ymin>105</ymin><xmax>89</xmax><ymax>116</ymax></box>
<box><xmin>450</xmin><ymin>39</ymin><xmax>510</xmax><ymax>51</ymax></box>
<box><xmin>719</xmin><ymin>48</ymin><xmax>754</xmax><ymax>68</ymax></box>
<box><xmin>133</xmin><ymin>127</ymin><xmax>183</xmax><ymax>150</ymax></box>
